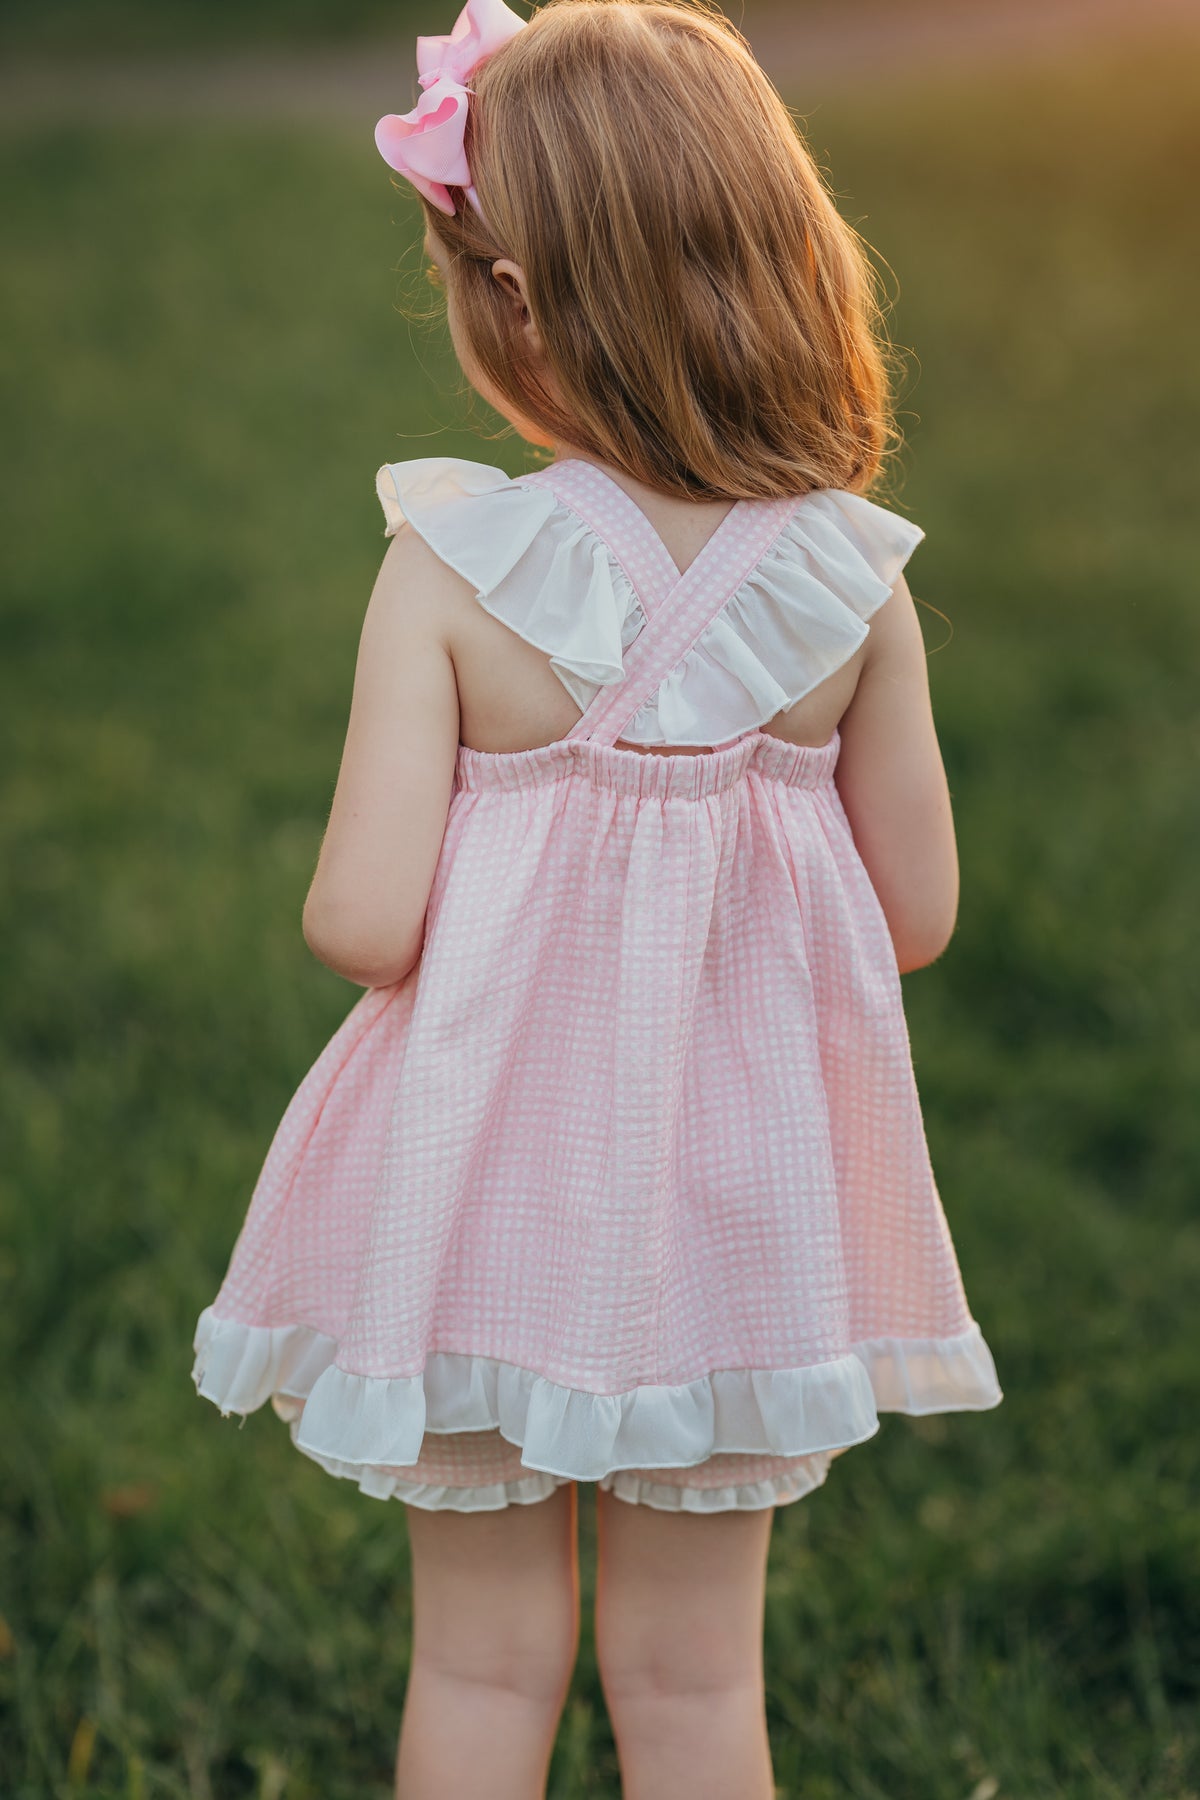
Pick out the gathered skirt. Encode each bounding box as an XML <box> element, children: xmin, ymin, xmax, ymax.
<box><xmin>193</xmin><ymin>729</ymin><xmax>1001</xmax><ymax>1511</ymax></box>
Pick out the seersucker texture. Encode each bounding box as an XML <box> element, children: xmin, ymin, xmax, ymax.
<box><xmin>191</xmin><ymin>457</ymin><xmax>1002</xmax><ymax>1513</ymax></box>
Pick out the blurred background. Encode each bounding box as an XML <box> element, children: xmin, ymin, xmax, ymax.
<box><xmin>2</xmin><ymin>1</ymin><xmax>1198</xmax><ymax>1796</ymax></box>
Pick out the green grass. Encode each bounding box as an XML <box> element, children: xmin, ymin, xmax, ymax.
<box><xmin>2</xmin><ymin>32</ymin><xmax>1199</xmax><ymax>1800</ymax></box>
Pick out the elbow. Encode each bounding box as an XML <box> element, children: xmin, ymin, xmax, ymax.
<box><xmin>890</xmin><ymin>904</ymin><xmax>958</xmax><ymax>975</ymax></box>
<box><xmin>878</xmin><ymin>850</ymin><xmax>959</xmax><ymax>977</ymax></box>
<box><xmin>302</xmin><ymin>889</ymin><xmax>422</xmax><ymax>989</ymax></box>
<box><xmin>303</xmin><ymin>928</ymin><xmax>420</xmax><ymax>990</ymax></box>
<box><xmin>893</xmin><ymin>931</ymin><xmax>954</xmax><ymax>975</ymax></box>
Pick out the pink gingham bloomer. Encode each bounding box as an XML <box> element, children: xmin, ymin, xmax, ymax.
<box><xmin>192</xmin><ymin>455</ymin><xmax>1002</xmax><ymax>1513</ymax></box>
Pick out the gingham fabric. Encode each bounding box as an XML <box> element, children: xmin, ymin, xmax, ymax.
<box><xmin>192</xmin><ymin>457</ymin><xmax>1002</xmax><ymax>1513</ymax></box>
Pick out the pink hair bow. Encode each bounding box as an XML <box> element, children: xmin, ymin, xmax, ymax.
<box><xmin>374</xmin><ymin>0</ymin><xmax>527</xmax><ymax>218</ymax></box>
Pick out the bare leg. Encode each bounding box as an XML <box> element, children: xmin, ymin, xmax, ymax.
<box><xmin>395</xmin><ymin>1481</ymin><xmax>580</xmax><ymax>1800</ymax></box>
<box><xmin>594</xmin><ymin>1486</ymin><xmax>776</xmax><ymax>1800</ymax></box>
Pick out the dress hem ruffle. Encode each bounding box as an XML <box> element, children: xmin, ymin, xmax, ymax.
<box><xmin>265</xmin><ymin>1397</ymin><xmax>838</xmax><ymax>1513</ymax></box>
<box><xmin>192</xmin><ymin>1307</ymin><xmax>1002</xmax><ymax>1485</ymax></box>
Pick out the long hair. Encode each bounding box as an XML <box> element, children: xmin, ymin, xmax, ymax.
<box><xmin>413</xmin><ymin>0</ymin><xmax>900</xmax><ymax>500</ymax></box>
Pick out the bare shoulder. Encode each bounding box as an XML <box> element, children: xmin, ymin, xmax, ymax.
<box><xmin>365</xmin><ymin>520</ymin><xmax>477</xmax><ymax>648</ymax></box>
<box><xmin>858</xmin><ymin>569</ymin><xmax>928</xmax><ymax>670</ymax></box>
<box><xmin>838</xmin><ymin>569</ymin><xmax>938</xmax><ymax>744</ymax></box>
<box><xmin>833</xmin><ymin>567</ymin><xmax>959</xmax><ymax>970</ymax></box>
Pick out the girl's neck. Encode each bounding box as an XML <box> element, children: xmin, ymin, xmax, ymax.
<box><xmin>548</xmin><ymin>440</ymin><xmax>732</xmax><ymax>521</ymax></box>
<box><xmin>546</xmin><ymin>439</ymin><xmax>737</xmax><ymax>580</ymax></box>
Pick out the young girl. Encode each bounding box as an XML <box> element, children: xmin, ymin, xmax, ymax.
<box><xmin>192</xmin><ymin>1</ymin><xmax>1003</xmax><ymax>1794</ymax></box>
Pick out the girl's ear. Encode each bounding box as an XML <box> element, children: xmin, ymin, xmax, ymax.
<box><xmin>491</xmin><ymin>258</ymin><xmax>544</xmax><ymax>357</ymax></box>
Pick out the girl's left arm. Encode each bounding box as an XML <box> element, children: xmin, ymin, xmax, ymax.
<box><xmin>302</xmin><ymin>525</ymin><xmax>462</xmax><ymax>989</ymax></box>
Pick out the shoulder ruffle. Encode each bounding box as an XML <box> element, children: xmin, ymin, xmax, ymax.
<box><xmin>375</xmin><ymin>458</ymin><xmax>923</xmax><ymax>746</ymax></box>
<box><xmin>619</xmin><ymin>490</ymin><xmax>925</xmax><ymax>746</ymax></box>
<box><xmin>375</xmin><ymin>457</ymin><xmax>639</xmax><ymax>702</ymax></box>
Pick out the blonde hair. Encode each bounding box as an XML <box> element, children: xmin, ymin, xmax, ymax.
<box><xmin>414</xmin><ymin>0</ymin><xmax>900</xmax><ymax>500</ymax></box>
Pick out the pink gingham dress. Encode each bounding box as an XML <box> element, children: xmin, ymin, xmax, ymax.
<box><xmin>192</xmin><ymin>456</ymin><xmax>1002</xmax><ymax>1513</ymax></box>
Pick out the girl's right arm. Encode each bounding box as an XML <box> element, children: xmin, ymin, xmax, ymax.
<box><xmin>833</xmin><ymin>572</ymin><xmax>959</xmax><ymax>974</ymax></box>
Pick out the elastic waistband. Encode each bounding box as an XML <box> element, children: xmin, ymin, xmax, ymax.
<box><xmin>454</xmin><ymin>729</ymin><xmax>841</xmax><ymax>800</ymax></box>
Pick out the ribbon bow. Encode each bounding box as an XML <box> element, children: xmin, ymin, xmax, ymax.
<box><xmin>374</xmin><ymin>0</ymin><xmax>527</xmax><ymax>217</ymax></box>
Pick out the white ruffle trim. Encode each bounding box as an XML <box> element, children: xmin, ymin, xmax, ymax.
<box><xmin>374</xmin><ymin>457</ymin><xmax>923</xmax><ymax>749</ymax></box>
<box><xmin>269</xmin><ymin>1389</ymin><xmax>834</xmax><ymax>1504</ymax></box>
<box><xmin>600</xmin><ymin>1454</ymin><xmax>835</xmax><ymax>1515</ymax></box>
<box><xmin>271</xmin><ymin>1393</ymin><xmax>575</xmax><ymax>1510</ymax></box>
<box><xmin>269</xmin><ymin>1392</ymin><xmax>831</xmax><ymax>1512</ymax></box>
<box><xmin>193</xmin><ymin>1308</ymin><xmax>1002</xmax><ymax>1490</ymax></box>
<box><xmin>376</xmin><ymin>457</ymin><xmax>637</xmax><ymax>696</ymax></box>
<box><xmin>620</xmin><ymin>490</ymin><xmax>923</xmax><ymax>746</ymax></box>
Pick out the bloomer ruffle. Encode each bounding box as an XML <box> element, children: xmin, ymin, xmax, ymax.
<box><xmin>266</xmin><ymin>1398</ymin><xmax>839</xmax><ymax>1514</ymax></box>
<box><xmin>192</xmin><ymin>1308</ymin><xmax>1002</xmax><ymax>1501</ymax></box>
<box><xmin>269</xmin><ymin>1401</ymin><xmax>576</xmax><ymax>1511</ymax></box>
<box><xmin>600</xmin><ymin>1456</ymin><xmax>834</xmax><ymax>1515</ymax></box>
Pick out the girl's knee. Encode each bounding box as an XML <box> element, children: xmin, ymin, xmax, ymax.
<box><xmin>411</xmin><ymin>1629</ymin><xmax>577</xmax><ymax>1711</ymax></box>
<box><xmin>406</xmin><ymin>1486</ymin><xmax>580</xmax><ymax>1705</ymax></box>
<box><xmin>593</xmin><ymin>1492</ymin><xmax>770</xmax><ymax>1703</ymax></box>
<box><xmin>413</xmin><ymin>1578</ymin><xmax>579</xmax><ymax>1706</ymax></box>
<box><xmin>596</xmin><ymin>1588</ymin><xmax>762</xmax><ymax>1703</ymax></box>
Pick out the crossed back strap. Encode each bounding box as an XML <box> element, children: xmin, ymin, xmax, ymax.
<box><xmin>520</xmin><ymin>461</ymin><xmax>802</xmax><ymax>749</ymax></box>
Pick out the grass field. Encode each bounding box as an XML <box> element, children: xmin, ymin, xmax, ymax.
<box><xmin>2</xmin><ymin>29</ymin><xmax>1199</xmax><ymax>1800</ymax></box>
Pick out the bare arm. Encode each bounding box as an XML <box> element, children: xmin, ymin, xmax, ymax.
<box><xmin>302</xmin><ymin>526</ymin><xmax>462</xmax><ymax>988</ymax></box>
<box><xmin>833</xmin><ymin>571</ymin><xmax>958</xmax><ymax>974</ymax></box>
